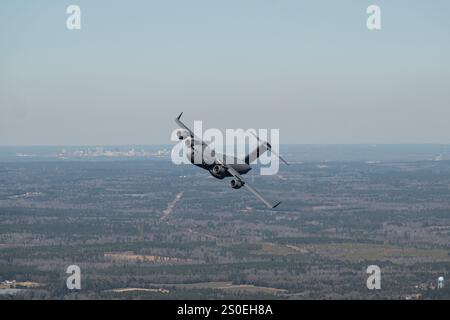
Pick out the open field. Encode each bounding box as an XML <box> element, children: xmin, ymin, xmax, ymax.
<box><xmin>307</xmin><ymin>243</ymin><xmax>450</xmax><ymax>262</ymax></box>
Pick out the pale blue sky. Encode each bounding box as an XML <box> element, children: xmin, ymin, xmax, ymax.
<box><xmin>1</xmin><ymin>0</ymin><xmax>449</xmax><ymax>145</ymax></box>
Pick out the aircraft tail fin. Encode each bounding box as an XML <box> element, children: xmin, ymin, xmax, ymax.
<box><xmin>244</xmin><ymin>141</ymin><xmax>269</xmax><ymax>165</ymax></box>
<box><xmin>245</xmin><ymin>132</ymin><xmax>289</xmax><ymax>165</ymax></box>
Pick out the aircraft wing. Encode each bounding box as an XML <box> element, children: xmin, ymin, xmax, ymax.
<box><xmin>175</xmin><ymin>112</ymin><xmax>197</xmax><ymax>139</ymax></box>
<box><xmin>216</xmin><ymin>159</ymin><xmax>281</xmax><ymax>209</ymax></box>
<box><xmin>243</xmin><ymin>180</ymin><xmax>281</xmax><ymax>209</ymax></box>
<box><xmin>175</xmin><ymin>112</ymin><xmax>212</xmax><ymax>149</ymax></box>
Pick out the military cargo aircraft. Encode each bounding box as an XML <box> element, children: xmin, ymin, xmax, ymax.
<box><xmin>174</xmin><ymin>113</ymin><xmax>288</xmax><ymax>208</ymax></box>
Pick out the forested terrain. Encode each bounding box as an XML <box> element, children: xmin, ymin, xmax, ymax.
<box><xmin>1</xmin><ymin>147</ymin><xmax>450</xmax><ymax>299</ymax></box>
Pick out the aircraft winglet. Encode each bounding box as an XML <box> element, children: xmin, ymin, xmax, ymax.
<box><xmin>272</xmin><ymin>201</ymin><xmax>282</xmax><ymax>209</ymax></box>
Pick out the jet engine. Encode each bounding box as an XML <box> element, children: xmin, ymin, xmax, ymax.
<box><xmin>230</xmin><ymin>179</ymin><xmax>243</xmax><ymax>189</ymax></box>
<box><xmin>185</xmin><ymin>137</ymin><xmax>193</xmax><ymax>148</ymax></box>
<box><xmin>176</xmin><ymin>129</ymin><xmax>190</xmax><ymax>140</ymax></box>
<box><xmin>209</xmin><ymin>164</ymin><xmax>225</xmax><ymax>179</ymax></box>
<box><xmin>212</xmin><ymin>165</ymin><xmax>225</xmax><ymax>175</ymax></box>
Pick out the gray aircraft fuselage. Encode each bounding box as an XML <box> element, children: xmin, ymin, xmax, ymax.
<box><xmin>186</xmin><ymin>143</ymin><xmax>252</xmax><ymax>179</ymax></box>
<box><xmin>175</xmin><ymin>112</ymin><xmax>284</xmax><ymax>208</ymax></box>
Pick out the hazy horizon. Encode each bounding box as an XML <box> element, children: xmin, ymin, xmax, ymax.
<box><xmin>2</xmin><ymin>143</ymin><xmax>450</xmax><ymax>147</ymax></box>
<box><xmin>2</xmin><ymin>144</ymin><xmax>450</xmax><ymax>164</ymax></box>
